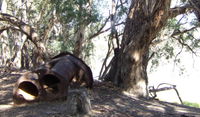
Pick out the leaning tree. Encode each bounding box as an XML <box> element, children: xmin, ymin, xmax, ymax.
<box><xmin>104</xmin><ymin>0</ymin><xmax>200</xmax><ymax>97</ymax></box>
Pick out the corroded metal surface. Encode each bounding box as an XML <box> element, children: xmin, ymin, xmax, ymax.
<box><xmin>13</xmin><ymin>52</ymin><xmax>93</xmax><ymax>104</ymax></box>
<box><xmin>13</xmin><ymin>72</ymin><xmax>43</xmax><ymax>104</ymax></box>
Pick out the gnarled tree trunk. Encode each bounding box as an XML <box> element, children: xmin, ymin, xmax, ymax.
<box><xmin>106</xmin><ymin>0</ymin><xmax>193</xmax><ymax>97</ymax></box>
<box><xmin>107</xmin><ymin>0</ymin><xmax>173</xmax><ymax>97</ymax></box>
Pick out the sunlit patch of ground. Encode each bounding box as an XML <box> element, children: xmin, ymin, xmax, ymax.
<box><xmin>0</xmin><ymin>103</ymin><xmax>13</xmax><ymax>111</ymax></box>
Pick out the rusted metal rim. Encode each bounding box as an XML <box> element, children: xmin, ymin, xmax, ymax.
<box><xmin>39</xmin><ymin>71</ymin><xmax>69</xmax><ymax>101</ymax></box>
<box><xmin>40</xmin><ymin>73</ymin><xmax>61</xmax><ymax>94</ymax></box>
<box><xmin>17</xmin><ymin>81</ymin><xmax>39</xmax><ymax>101</ymax></box>
<box><xmin>13</xmin><ymin>72</ymin><xmax>42</xmax><ymax>104</ymax></box>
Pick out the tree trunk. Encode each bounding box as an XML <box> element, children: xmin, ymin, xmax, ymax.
<box><xmin>1</xmin><ymin>31</ymin><xmax>10</xmax><ymax>66</ymax></box>
<box><xmin>118</xmin><ymin>42</ymin><xmax>150</xmax><ymax>97</ymax></box>
<box><xmin>106</xmin><ymin>0</ymin><xmax>171</xmax><ymax>97</ymax></box>
<box><xmin>190</xmin><ymin>0</ymin><xmax>200</xmax><ymax>22</ymax></box>
<box><xmin>73</xmin><ymin>25</ymin><xmax>86</xmax><ymax>57</ymax></box>
<box><xmin>21</xmin><ymin>42</ymin><xmax>30</xmax><ymax>69</ymax></box>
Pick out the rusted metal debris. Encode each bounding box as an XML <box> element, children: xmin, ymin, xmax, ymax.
<box><xmin>13</xmin><ymin>52</ymin><xmax>93</xmax><ymax>104</ymax></box>
<box><xmin>148</xmin><ymin>83</ymin><xmax>183</xmax><ymax>104</ymax></box>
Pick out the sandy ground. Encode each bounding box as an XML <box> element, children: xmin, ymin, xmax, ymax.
<box><xmin>1</xmin><ymin>71</ymin><xmax>200</xmax><ymax>117</ymax></box>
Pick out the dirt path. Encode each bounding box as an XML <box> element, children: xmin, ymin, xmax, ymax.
<box><xmin>1</xmin><ymin>72</ymin><xmax>200</xmax><ymax>117</ymax></box>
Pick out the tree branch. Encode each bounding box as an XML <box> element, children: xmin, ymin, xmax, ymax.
<box><xmin>89</xmin><ymin>16</ymin><xmax>110</xmax><ymax>39</ymax></box>
<box><xmin>0</xmin><ymin>13</ymin><xmax>46</xmax><ymax>65</ymax></box>
<box><xmin>189</xmin><ymin>0</ymin><xmax>200</xmax><ymax>21</ymax></box>
<box><xmin>99</xmin><ymin>39</ymin><xmax>113</xmax><ymax>79</ymax></box>
<box><xmin>168</xmin><ymin>4</ymin><xmax>193</xmax><ymax>18</ymax></box>
<box><xmin>171</xmin><ymin>26</ymin><xmax>198</xmax><ymax>37</ymax></box>
<box><xmin>172</xmin><ymin>36</ymin><xmax>196</xmax><ymax>55</ymax></box>
<box><xmin>0</xmin><ymin>26</ymin><xmax>12</xmax><ymax>33</ymax></box>
<box><xmin>89</xmin><ymin>20</ymin><xmax>124</xmax><ymax>40</ymax></box>
<box><xmin>189</xmin><ymin>0</ymin><xmax>200</xmax><ymax>13</ymax></box>
<box><xmin>0</xmin><ymin>13</ymin><xmax>40</xmax><ymax>48</ymax></box>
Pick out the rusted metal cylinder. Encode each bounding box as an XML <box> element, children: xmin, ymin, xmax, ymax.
<box><xmin>13</xmin><ymin>72</ymin><xmax>44</xmax><ymax>104</ymax></box>
<box><xmin>51</xmin><ymin>53</ymin><xmax>93</xmax><ymax>88</ymax></box>
<box><xmin>13</xmin><ymin>53</ymin><xmax>93</xmax><ymax>104</ymax></box>
<box><xmin>38</xmin><ymin>57</ymin><xmax>79</xmax><ymax>100</ymax></box>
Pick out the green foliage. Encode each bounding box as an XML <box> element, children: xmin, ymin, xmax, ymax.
<box><xmin>0</xmin><ymin>0</ymin><xmax>104</xmax><ymax>68</ymax></box>
<box><xmin>183</xmin><ymin>101</ymin><xmax>200</xmax><ymax>108</ymax></box>
<box><xmin>149</xmin><ymin>12</ymin><xmax>199</xmax><ymax>73</ymax></box>
<box><xmin>46</xmin><ymin>0</ymin><xmax>101</xmax><ymax>58</ymax></box>
<box><xmin>28</xmin><ymin>0</ymin><xmax>101</xmax><ymax>59</ymax></box>
<box><xmin>116</xmin><ymin>2</ymin><xmax>129</xmax><ymax>22</ymax></box>
<box><xmin>51</xmin><ymin>0</ymin><xmax>100</xmax><ymax>26</ymax></box>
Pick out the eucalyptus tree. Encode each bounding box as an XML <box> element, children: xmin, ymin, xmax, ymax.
<box><xmin>48</xmin><ymin>0</ymin><xmax>101</xmax><ymax>59</ymax></box>
<box><xmin>104</xmin><ymin>0</ymin><xmax>200</xmax><ymax>97</ymax></box>
<box><xmin>0</xmin><ymin>0</ymin><xmax>103</xmax><ymax>68</ymax></box>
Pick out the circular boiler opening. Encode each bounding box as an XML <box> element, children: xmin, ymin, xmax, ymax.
<box><xmin>42</xmin><ymin>74</ymin><xmax>60</xmax><ymax>94</ymax></box>
<box><xmin>18</xmin><ymin>81</ymin><xmax>39</xmax><ymax>101</ymax></box>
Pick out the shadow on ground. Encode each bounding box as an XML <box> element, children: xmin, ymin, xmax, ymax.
<box><xmin>91</xmin><ymin>82</ymin><xmax>200</xmax><ymax>117</ymax></box>
<box><xmin>1</xmin><ymin>72</ymin><xmax>200</xmax><ymax>117</ymax></box>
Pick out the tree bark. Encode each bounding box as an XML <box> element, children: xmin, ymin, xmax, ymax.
<box><xmin>73</xmin><ymin>25</ymin><xmax>86</xmax><ymax>57</ymax></box>
<box><xmin>107</xmin><ymin>0</ymin><xmax>172</xmax><ymax>97</ymax></box>
<box><xmin>190</xmin><ymin>0</ymin><xmax>200</xmax><ymax>22</ymax></box>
